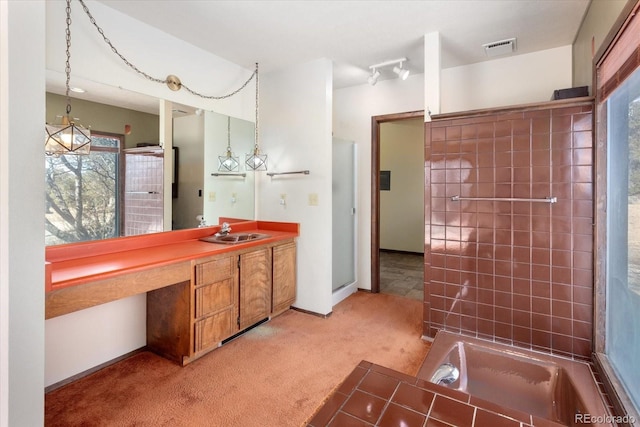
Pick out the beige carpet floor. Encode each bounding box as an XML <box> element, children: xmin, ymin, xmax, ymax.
<box><xmin>45</xmin><ymin>291</ymin><xmax>431</xmax><ymax>426</ymax></box>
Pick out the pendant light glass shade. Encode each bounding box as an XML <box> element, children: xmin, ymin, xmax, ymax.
<box><xmin>219</xmin><ymin>150</ymin><xmax>240</xmax><ymax>172</ymax></box>
<box><xmin>218</xmin><ymin>116</ymin><xmax>239</xmax><ymax>172</ymax></box>
<box><xmin>45</xmin><ymin>116</ymin><xmax>91</xmax><ymax>156</ymax></box>
<box><xmin>245</xmin><ymin>148</ymin><xmax>267</xmax><ymax>171</ymax></box>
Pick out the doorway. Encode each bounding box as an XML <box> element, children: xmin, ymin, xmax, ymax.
<box><xmin>371</xmin><ymin>111</ymin><xmax>424</xmax><ymax>294</ymax></box>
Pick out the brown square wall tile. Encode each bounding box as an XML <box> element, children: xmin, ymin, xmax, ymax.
<box><xmin>378</xmin><ymin>404</ymin><xmax>427</xmax><ymax>427</ymax></box>
<box><xmin>328</xmin><ymin>411</ymin><xmax>372</xmax><ymax>427</ymax></box>
<box><xmin>370</xmin><ymin>365</ymin><xmax>417</xmax><ymax>385</ymax></box>
<box><xmin>428</xmin><ymin>395</ymin><xmax>475</xmax><ymax>426</ymax></box>
<box><xmin>337</xmin><ymin>367</ymin><xmax>368</xmax><ymax>394</ymax></box>
<box><xmin>474</xmin><ymin>408</ymin><xmax>521</xmax><ymax>427</ymax></box>
<box><xmin>308</xmin><ymin>392</ymin><xmax>349</xmax><ymax>427</ymax></box>
<box><xmin>341</xmin><ymin>390</ymin><xmax>386</xmax><ymax>424</ymax></box>
<box><xmin>358</xmin><ymin>371</ymin><xmax>400</xmax><ymax>400</ymax></box>
<box><xmin>426</xmin><ymin>418</ymin><xmax>452</xmax><ymax>427</ymax></box>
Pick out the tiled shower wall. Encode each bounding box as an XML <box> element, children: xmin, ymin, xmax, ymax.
<box><xmin>423</xmin><ymin>100</ymin><xmax>594</xmax><ymax>359</ymax></box>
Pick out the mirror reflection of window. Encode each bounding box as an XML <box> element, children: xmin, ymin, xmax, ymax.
<box><xmin>45</xmin><ymin>133</ymin><xmax>121</xmax><ymax>245</ymax></box>
<box><xmin>123</xmin><ymin>146</ymin><xmax>164</xmax><ymax>236</ymax></box>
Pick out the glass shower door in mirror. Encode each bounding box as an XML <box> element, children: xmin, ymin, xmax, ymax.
<box><xmin>332</xmin><ymin>138</ymin><xmax>356</xmax><ymax>291</ymax></box>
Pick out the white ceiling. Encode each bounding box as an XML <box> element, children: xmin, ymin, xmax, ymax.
<box><xmin>48</xmin><ymin>0</ymin><xmax>591</xmax><ymax>112</ymax></box>
<box><xmin>97</xmin><ymin>0</ymin><xmax>590</xmax><ymax>87</ymax></box>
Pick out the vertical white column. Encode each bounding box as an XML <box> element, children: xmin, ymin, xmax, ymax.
<box><xmin>424</xmin><ymin>32</ymin><xmax>441</xmax><ymax>121</ymax></box>
<box><xmin>1</xmin><ymin>1</ymin><xmax>45</xmax><ymax>425</ymax></box>
<box><xmin>160</xmin><ymin>99</ymin><xmax>173</xmax><ymax>231</ymax></box>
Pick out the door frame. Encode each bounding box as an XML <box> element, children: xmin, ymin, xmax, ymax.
<box><xmin>370</xmin><ymin>110</ymin><xmax>424</xmax><ymax>293</ymax></box>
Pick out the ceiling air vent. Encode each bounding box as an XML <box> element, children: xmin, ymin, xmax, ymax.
<box><xmin>482</xmin><ymin>38</ymin><xmax>517</xmax><ymax>57</ymax></box>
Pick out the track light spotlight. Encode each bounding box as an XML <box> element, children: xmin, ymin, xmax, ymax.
<box><xmin>368</xmin><ymin>69</ymin><xmax>380</xmax><ymax>86</ymax></box>
<box><xmin>393</xmin><ymin>64</ymin><xmax>410</xmax><ymax>80</ymax></box>
<box><xmin>367</xmin><ymin>57</ymin><xmax>410</xmax><ymax>85</ymax></box>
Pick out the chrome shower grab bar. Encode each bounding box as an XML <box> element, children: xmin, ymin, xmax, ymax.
<box><xmin>450</xmin><ymin>195</ymin><xmax>557</xmax><ymax>203</ymax></box>
<box><xmin>266</xmin><ymin>170</ymin><xmax>310</xmax><ymax>177</ymax></box>
<box><xmin>211</xmin><ymin>173</ymin><xmax>247</xmax><ymax>177</ymax></box>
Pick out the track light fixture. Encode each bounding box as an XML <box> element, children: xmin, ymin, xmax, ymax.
<box><xmin>367</xmin><ymin>57</ymin><xmax>410</xmax><ymax>85</ymax></box>
<box><xmin>393</xmin><ymin>63</ymin><xmax>410</xmax><ymax>80</ymax></box>
<box><xmin>368</xmin><ymin>69</ymin><xmax>381</xmax><ymax>86</ymax></box>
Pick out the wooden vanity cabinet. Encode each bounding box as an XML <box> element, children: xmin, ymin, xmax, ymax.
<box><xmin>238</xmin><ymin>247</ymin><xmax>272</xmax><ymax>330</ymax></box>
<box><xmin>272</xmin><ymin>241</ymin><xmax>296</xmax><ymax>316</ymax></box>
<box><xmin>147</xmin><ymin>239</ymin><xmax>296</xmax><ymax>365</ymax></box>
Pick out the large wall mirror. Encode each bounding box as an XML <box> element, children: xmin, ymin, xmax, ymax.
<box><xmin>45</xmin><ymin>81</ymin><xmax>255</xmax><ymax>246</ymax></box>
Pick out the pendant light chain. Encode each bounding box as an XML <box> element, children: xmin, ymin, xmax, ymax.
<box><xmin>255</xmin><ymin>62</ymin><xmax>259</xmax><ymax>150</ymax></box>
<box><xmin>76</xmin><ymin>0</ymin><xmax>256</xmax><ymax>100</ymax></box>
<box><xmin>227</xmin><ymin>116</ymin><xmax>232</xmax><ymax>151</ymax></box>
<box><xmin>65</xmin><ymin>0</ymin><xmax>73</xmax><ymax>115</ymax></box>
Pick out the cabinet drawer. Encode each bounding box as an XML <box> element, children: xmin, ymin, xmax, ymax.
<box><xmin>194</xmin><ymin>309</ymin><xmax>235</xmax><ymax>352</ymax></box>
<box><xmin>195</xmin><ymin>256</ymin><xmax>234</xmax><ymax>286</ymax></box>
<box><xmin>195</xmin><ymin>279</ymin><xmax>234</xmax><ymax>318</ymax></box>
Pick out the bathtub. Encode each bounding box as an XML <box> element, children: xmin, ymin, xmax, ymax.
<box><xmin>416</xmin><ymin>331</ymin><xmax>612</xmax><ymax>426</ymax></box>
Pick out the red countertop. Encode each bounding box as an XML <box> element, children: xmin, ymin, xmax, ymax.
<box><xmin>45</xmin><ymin>221</ymin><xmax>299</xmax><ymax>292</ymax></box>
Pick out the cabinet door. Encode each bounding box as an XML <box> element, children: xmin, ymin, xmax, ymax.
<box><xmin>194</xmin><ymin>309</ymin><xmax>235</xmax><ymax>352</ymax></box>
<box><xmin>272</xmin><ymin>242</ymin><xmax>296</xmax><ymax>315</ymax></box>
<box><xmin>239</xmin><ymin>248</ymin><xmax>271</xmax><ymax>330</ymax></box>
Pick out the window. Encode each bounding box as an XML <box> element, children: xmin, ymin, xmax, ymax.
<box><xmin>45</xmin><ymin>133</ymin><xmax>122</xmax><ymax>245</ymax></box>
<box><xmin>605</xmin><ymin>65</ymin><xmax>640</xmax><ymax>409</ymax></box>
<box><xmin>595</xmin><ymin>2</ymin><xmax>640</xmax><ymax>419</ymax></box>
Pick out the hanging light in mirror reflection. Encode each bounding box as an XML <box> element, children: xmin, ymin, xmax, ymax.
<box><xmin>218</xmin><ymin>116</ymin><xmax>240</xmax><ymax>172</ymax></box>
<box><xmin>246</xmin><ymin>63</ymin><xmax>267</xmax><ymax>171</ymax></box>
<box><xmin>45</xmin><ymin>0</ymin><xmax>91</xmax><ymax>156</ymax></box>
<box><xmin>45</xmin><ymin>113</ymin><xmax>92</xmax><ymax>156</ymax></box>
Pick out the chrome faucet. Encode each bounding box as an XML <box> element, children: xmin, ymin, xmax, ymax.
<box><xmin>430</xmin><ymin>362</ymin><xmax>460</xmax><ymax>385</ymax></box>
<box><xmin>215</xmin><ymin>222</ymin><xmax>232</xmax><ymax>237</ymax></box>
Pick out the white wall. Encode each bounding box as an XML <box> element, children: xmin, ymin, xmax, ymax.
<box><xmin>441</xmin><ymin>45</ymin><xmax>573</xmax><ymax>113</ymax></box>
<box><xmin>257</xmin><ymin>59</ymin><xmax>334</xmax><ymax>315</ymax></box>
<box><xmin>380</xmin><ymin>120</ymin><xmax>424</xmax><ymax>253</ymax></box>
<box><xmin>333</xmin><ymin>45</ymin><xmax>573</xmax><ymax>291</ymax></box>
<box><xmin>333</xmin><ymin>74</ymin><xmax>425</xmax><ymax>291</ymax></box>
<box><xmin>45</xmin><ymin>295</ymin><xmax>146</xmax><ymax>387</ymax></box>
<box><xmin>0</xmin><ymin>1</ymin><xmax>45</xmax><ymax>424</ymax></box>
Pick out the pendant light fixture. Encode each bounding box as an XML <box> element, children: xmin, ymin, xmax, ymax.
<box><xmin>218</xmin><ymin>116</ymin><xmax>240</xmax><ymax>172</ymax></box>
<box><xmin>45</xmin><ymin>0</ymin><xmax>91</xmax><ymax>156</ymax></box>
<box><xmin>245</xmin><ymin>63</ymin><xmax>267</xmax><ymax>171</ymax></box>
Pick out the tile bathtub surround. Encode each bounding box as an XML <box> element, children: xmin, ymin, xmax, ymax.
<box><xmin>424</xmin><ymin>99</ymin><xmax>595</xmax><ymax>359</ymax></box>
<box><xmin>306</xmin><ymin>361</ymin><xmax>558</xmax><ymax>427</ymax></box>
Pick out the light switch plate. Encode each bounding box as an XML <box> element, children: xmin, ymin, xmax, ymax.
<box><xmin>308</xmin><ymin>193</ymin><xmax>319</xmax><ymax>206</ymax></box>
